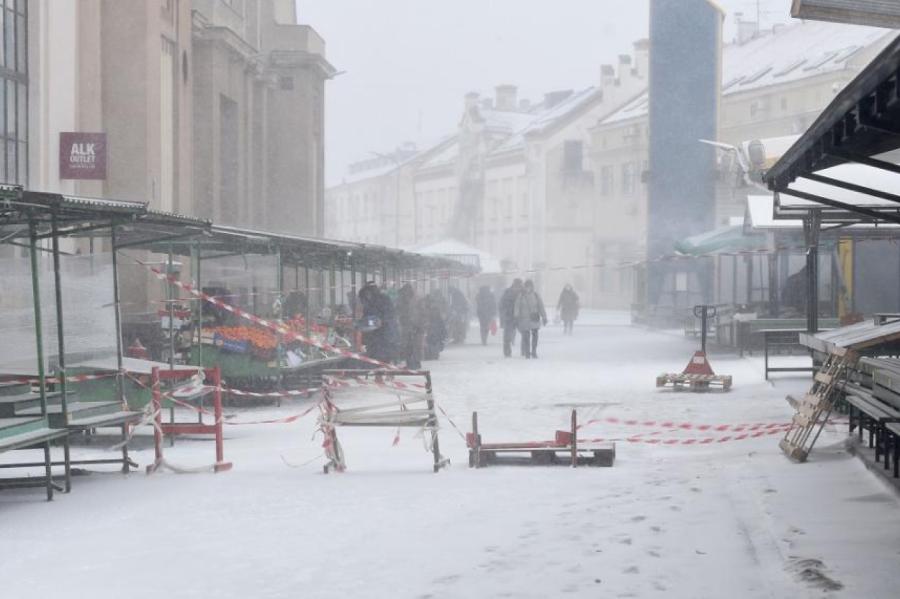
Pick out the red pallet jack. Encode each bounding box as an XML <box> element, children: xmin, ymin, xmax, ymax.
<box><xmin>656</xmin><ymin>305</ymin><xmax>732</xmax><ymax>392</ymax></box>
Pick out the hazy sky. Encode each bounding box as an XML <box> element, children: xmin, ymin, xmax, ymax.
<box><xmin>296</xmin><ymin>0</ymin><xmax>792</xmax><ymax>185</ymax></box>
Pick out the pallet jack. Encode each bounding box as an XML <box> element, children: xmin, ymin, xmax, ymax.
<box><xmin>656</xmin><ymin>305</ymin><xmax>732</xmax><ymax>392</ymax></box>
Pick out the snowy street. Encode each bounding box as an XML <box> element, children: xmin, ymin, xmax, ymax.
<box><xmin>2</xmin><ymin>316</ymin><xmax>899</xmax><ymax>598</ymax></box>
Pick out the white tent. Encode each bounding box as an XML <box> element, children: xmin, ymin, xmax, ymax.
<box><xmin>410</xmin><ymin>239</ymin><xmax>503</xmax><ymax>275</ymax></box>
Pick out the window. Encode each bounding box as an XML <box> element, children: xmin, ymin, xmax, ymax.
<box><xmin>600</xmin><ymin>166</ymin><xmax>613</xmax><ymax>196</ymax></box>
<box><xmin>0</xmin><ymin>0</ymin><xmax>27</xmax><ymax>184</ymax></box>
<box><xmin>621</xmin><ymin>163</ymin><xmax>635</xmax><ymax>195</ymax></box>
<box><xmin>563</xmin><ymin>140</ymin><xmax>583</xmax><ymax>172</ymax></box>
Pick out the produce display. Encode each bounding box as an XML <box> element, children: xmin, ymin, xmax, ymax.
<box><xmin>210</xmin><ymin>326</ymin><xmax>278</xmax><ymax>360</ymax></box>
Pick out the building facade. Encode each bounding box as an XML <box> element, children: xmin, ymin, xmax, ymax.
<box><xmin>20</xmin><ymin>0</ymin><xmax>332</xmax><ymax>236</ymax></box>
<box><xmin>327</xmin><ymin>42</ymin><xmax>650</xmax><ymax>302</ymax></box>
<box><xmin>589</xmin><ymin>19</ymin><xmax>893</xmax><ymax>309</ymax></box>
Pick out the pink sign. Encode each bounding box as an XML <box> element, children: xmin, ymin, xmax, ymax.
<box><xmin>59</xmin><ymin>132</ymin><xmax>107</xmax><ymax>180</ymax></box>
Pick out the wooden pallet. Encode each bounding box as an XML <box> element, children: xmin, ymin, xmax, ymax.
<box><xmin>656</xmin><ymin>373</ymin><xmax>732</xmax><ymax>392</ymax></box>
<box><xmin>467</xmin><ymin>410</ymin><xmax>615</xmax><ymax>468</ymax></box>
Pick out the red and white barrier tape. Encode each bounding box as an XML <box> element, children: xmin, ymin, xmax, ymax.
<box><xmin>223</xmin><ymin>386</ymin><xmax>320</xmax><ymax>399</ymax></box>
<box><xmin>4</xmin><ymin>372</ymin><xmax>119</xmax><ymax>385</ymax></box>
<box><xmin>322</xmin><ymin>375</ymin><xmax>426</xmax><ymax>395</ymax></box>
<box><xmin>581</xmin><ymin>427</ymin><xmax>788</xmax><ymax>445</ymax></box>
<box><xmin>124</xmin><ymin>372</ymin><xmax>321</xmax><ymax>426</ymax></box>
<box><xmin>578</xmin><ymin>417</ymin><xmax>792</xmax><ymax>433</ymax></box>
<box><xmin>141</xmin><ymin>261</ymin><xmax>408</xmax><ymax>375</ymax></box>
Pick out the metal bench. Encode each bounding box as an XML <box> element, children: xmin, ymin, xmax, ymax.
<box><xmin>843</xmin><ymin>383</ymin><xmax>900</xmax><ymax>477</ymax></box>
<box><xmin>0</xmin><ymin>417</ymin><xmax>70</xmax><ymax>500</ymax></box>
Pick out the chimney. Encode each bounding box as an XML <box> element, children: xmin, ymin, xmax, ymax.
<box><xmin>544</xmin><ymin>90</ymin><xmax>573</xmax><ymax>108</ymax></box>
<box><xmin>495</xmin><ymin>84</ymin><xmax>518</xmax><ymax>111</ymax></box>
<box><xmin>600</xmin><ymin>64</ymin><xmax>616</xmax><ymax>88</ymax></box>
<box><xmin>465</xmin><ymin>91</ymin><xmax>480</xmax><ymax>111</ymax></box>
<box><xmin>632</xmin><ymin>39</ymin><xmax>650</xmax><ymax>79</ymax></box>
<box><xmin>735</xmin><ymin>13</ymin><xmax>758</xmax><ymax>44</ymax></box>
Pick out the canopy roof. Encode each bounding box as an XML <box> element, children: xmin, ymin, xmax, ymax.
<box><xmin>674</xmin><ymin>225</ymin><xmax>769</xmax><ymax>256</ymax></box>
<box><xmin>411</xmin><ymin>239</ymin><xmax>503</xmax><ymax>274</ymax></box>
<box><xmin>0</xmin><ymin>186</ymin><xmax>474</xmax><ymax>276</ymax></box>
<box><xmin>765</xmin><ymin>33</ymin><xmax>900</xmax><ymax>226</ymax></box>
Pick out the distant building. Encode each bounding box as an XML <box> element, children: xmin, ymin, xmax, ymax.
<box><xmin>14</xmin><ymin>0</ymin><xmax>335</xmax><ymax>315</ymax></box>
<box><xmin>327</xmin><ymin>41</ymin><xmax>650</xmax><ymax>301</ymax></box>
<box><xmin>589</xmin><ymin>18</ymin><xmax>894</xmax><ymax>309</ymax></box>
<box><xmin>22</xmin><ymin>0</ymin><xmax>334</xmax><ymax>237</ymax></box>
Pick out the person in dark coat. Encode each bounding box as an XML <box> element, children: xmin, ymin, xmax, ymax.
<box><xmin>396</xmin><ymin>283</ymin><xmax>425</xmax><ymax>369</ymax></box>
<box><xmin>447</xmin><ymin>286</ymin><xmax>470</xmax><ymax>344</ymax></box>
<box><xmin>499</xmin><ymin>279</ymin><xmax>523</xmax><ymax>358</ymax></box>
<box><xmin>557</xmin><ymin>284</ymin><xmax>580</xmax><ymax>335</ymax></box>
<box><xmin>475</xmin><ymin>286</ymin><xmax>498</xmax><ymax>345</ymax></box>
<box><xmin>358</xmin><ymin>282</ymin><xmax>399</xmax><ymax>364</ymax></box>
<box><xmin>423</xmin><ymin>290</ymin><xmax>448</xmax><ymax>360</ymax></box>
<box><xmin>514</xmin><ymin>279</ymin><xmax>548</xmax><ymax>359</ymax></box>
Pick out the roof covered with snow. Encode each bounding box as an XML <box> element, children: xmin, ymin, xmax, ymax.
<box><xmin>601</xmin><ymin>20</ymin><xmax>895</xmax><ymax>126</ymax></box>
<box><xmin>416</xmin><ymin>89</ymin><xmax>602</xmax><ymax>170</ymax></box>
<box><xmin>410</xmin><ymin>238</ymin><xmax>504</xmax><ymax>274</ymax></box>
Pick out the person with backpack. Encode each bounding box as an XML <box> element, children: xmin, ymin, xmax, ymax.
<box><xmin>514</xmin><ymin>280</ymin><xmax>548</xmax><ymax>359</ymax></box>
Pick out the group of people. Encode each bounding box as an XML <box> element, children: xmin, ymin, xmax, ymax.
<box><xmin>475</xmin><ymin>280</ymin><xmax>581</xmax><ymax>359</ymax></box>
<box><xmin>357</xmin><ymin>281</ymin><xmax>459</xmax><ymax>369</ymax></box>
<box><xmin>356</xmin><ymin>279</ymin><xmax>580</xmax><ymax>367</ymax></box>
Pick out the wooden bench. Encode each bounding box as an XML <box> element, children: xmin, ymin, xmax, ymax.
<box><xmin>842</xmin><ymin>382</ymin><xmax>900</xmax><ymax>477</ymax></box>
<box><xmin>466</xmin><ymin>410</ymin><xmax>615</xmax><ymax>468</ymax></box>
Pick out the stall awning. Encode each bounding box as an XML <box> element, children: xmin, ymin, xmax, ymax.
<box><xmin>792</xmin><ymin>0</ymin><xmax>900</xmax><ymax>29</ymax></box>
<box><xmin>674</xmin><ymin>225</ymin><xmax>769</xmax><ymax>256</ymax></box>
<box><xmin>765</xmin><ymin>31</ymin><xmax>900</xmax><ymax>225</ymax></box>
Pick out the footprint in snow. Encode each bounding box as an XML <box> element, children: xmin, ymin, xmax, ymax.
<box><xmin>631</xmin><ymin>515</ymin><xmax>647</xmax><ymax>522</ymax></box>
<box><xmin>650</xmin><ymin>525</ymin><xmax>663</xmax><ymax>533</ymax></box>
<box><xmin>623</xmin><ymin>565</ymin><xmax>640</xmax><ymax>575</ymax></box>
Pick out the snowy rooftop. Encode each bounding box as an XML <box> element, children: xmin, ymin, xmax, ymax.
<box><xmin>410</xmin><ymin>238</ymin><xmax>504</xmax><ymax>273</ymax></box>
<box><xmin>417</xmin><ymin>88</ymin><xmax>601</xmax><ymax>170</ymax></box>
<box><xmin>601</xmin><ymin>20</ymin><xmax>895</xmax><ymax>126</ymax></box>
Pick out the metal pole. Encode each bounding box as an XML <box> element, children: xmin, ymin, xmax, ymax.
<box><xmin>167</xmin><ymin>244</ymin><xmax>176</xmax><ymax>370</ymax></box>
<box><xmin>305</xmin><ymin>265</ymin><xmax>312</xmax><ymax>390</ymax></box>
<box><xmin>110</xmin><ymin>225</ymin><xmax>126</xmax><ymax>407</ymax></box>
<box><xmin>193</xmin><ymin>241</ymin><xmax>202</xmax><ymax>367</ymax></box>
<box><xmin>805</xmin><ymin>212</ymin><xmax>821</xmax><ymax>334</ymax></box>
<box><xmin>700</xmin><ymin>306</ymin><xmax>708</xmax><ymax>354</ymax></box>
<box><xmin>51</xmin><ymin>215</ymin><xmax>69</xmax><ymax>425</ymax></box>
<box><xmin>28</xmin><ymin>219</ymin><xmax>48</xmax><ymax>419</ymax></box>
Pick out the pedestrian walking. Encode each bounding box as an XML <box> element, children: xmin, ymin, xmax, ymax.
<box><xmin>475</xmin><ymin>285</ymin><xmax>498</xmax><ymax>345</ymax></box>
<box><xmin>396</xmin><ymin>283</ymin><xmax>425</xmax><ymax>369</ymax></box>
<box><xmin>557</xmin><ymin>284</ymin><xmax>580</xmax><ymax>335</ymax></box>
<box><xmin>357</xmin><ymin>282</ymin><xmax>399</xmax><ymax>365</ymax></box>
<box><xmin>499</xmin><ymin>278</ymin><xmax>523</xmax><ymax>357</ymax></box>
<box><xmin>423</xmin><ymin>290</ymin><xmax>448</xmax><ymax>360</ymax></box>
<box><xmin>514</xmin><ymin>280</ymin><xmax>547</xmax><ymax>359</ymax></box>
<box><xmin>448</xmin><ymin>286</ymin><xmax>470</xmax><ymax>344</ymax></box>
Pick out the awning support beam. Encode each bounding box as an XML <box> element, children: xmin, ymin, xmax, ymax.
<box><xmin>777</xmin><ymin>188</ymin><xmax>900</xmax><ymax>225</ymax></box>
<box><xmin>800</xmin><ymin>172</ymin><xmax>900</xmax><ymax>205</ymax></box>
<box><xmin>826</xmin><ymin>149</ymin><xmax>900</xmax><ymax>176</ymax></box>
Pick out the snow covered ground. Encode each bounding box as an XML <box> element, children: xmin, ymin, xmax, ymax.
<box><xmin>2</xmin><ymin>314</ymin><xmax>900</xmax><ymax>598</ymax></box>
